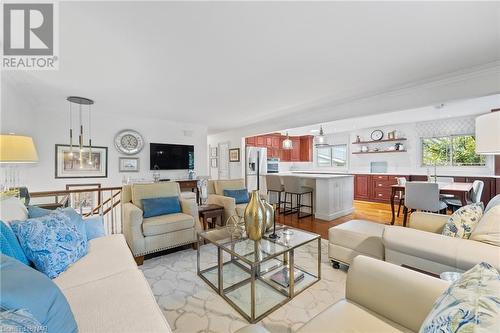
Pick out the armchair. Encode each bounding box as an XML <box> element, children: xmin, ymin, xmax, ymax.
<box><xmin>121</xmin><ymin>182</ymin><xmax>201</xmax><ymax>264</ymax></box>
<box><xmin>207</xmin><ymin>179</ymin><xmax>248</xmax><ymax>222</ymax></box>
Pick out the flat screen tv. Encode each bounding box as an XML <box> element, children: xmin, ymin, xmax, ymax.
<box><xmin>150</xmin><ymin>143</ymin><xmax>194</xmax><ymax>170</ymax></box>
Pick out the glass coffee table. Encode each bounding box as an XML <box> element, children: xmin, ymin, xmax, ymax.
<box><xmin>197</xmin><ymin>225</ymin><xmax>321</xmax><ymax>323</ymax></box>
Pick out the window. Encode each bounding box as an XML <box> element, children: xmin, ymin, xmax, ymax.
<box><xmin>422</xmin><ymin>135</ymin><xmax>485</xmax><ymax>167</ymax></box>
<box><xmin>316</xmin><ymin>144</ymin><xmax>347</xmax><ymax>167</ymax></box>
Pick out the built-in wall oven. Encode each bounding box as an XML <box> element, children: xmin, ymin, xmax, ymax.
<box><xmin>267</xmin><ymin>158</ymin><xmax>280</xmax><ymax>173</ymax></box>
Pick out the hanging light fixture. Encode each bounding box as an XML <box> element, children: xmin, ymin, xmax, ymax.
<box><xmin>314</xmin><ymin>125</ymin><xmax>327</xmax><ymax>147</ymax></box>
<box><xmin>66</xmin><ymin>97</ymin><xmax>94</xmax><ymax>168</ymax></box>
<box><xmin>282</xmin><ymin>132</ymin><xmax>293</xmax><ymax>150</ymax></box>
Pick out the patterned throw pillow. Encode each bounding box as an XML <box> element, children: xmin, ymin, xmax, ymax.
<box><xmin>442</xmin><ymin>203</ymin><xmax>483</xmax><ymax>239</ymax></box>
<box><xmin>0</xmin><ymin>308</ymin><xmax>46</xmax><ymax>333</ymax></box>
<box><xmin>10</xmin><ymin>211</ymin><xmax>87</xmax><ymax>278</ymax></box>
<box><xmin>419</xmin><ymin>262</ymin><xmax>500</xmax><ymax>333</ymax></box>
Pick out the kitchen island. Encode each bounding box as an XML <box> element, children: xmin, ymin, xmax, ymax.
<box><xmin>274</xmin><ymin>172</ymin><xmax>354</xmax><ymax>221</ymax></box>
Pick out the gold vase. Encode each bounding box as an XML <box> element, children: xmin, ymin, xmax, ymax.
<box><xmin>262</xmin><ymin>199</ymin><xmax>274</xmax><ymax>234</ymax></box>
<box><xmin>244</xmin><ymin>190</ymin><xmax>266</xmax><ymax>241</ymax></box>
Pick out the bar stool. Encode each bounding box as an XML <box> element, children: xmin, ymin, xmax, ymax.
<box><xmin>282</xmin><ymin>176</ymin><xmax>313</xmax><ymax>219</ymax></box>
<box><xmin>266</xmin><ymin>175</ymin><xmax>284</xmax><ymax>212</ymax></box>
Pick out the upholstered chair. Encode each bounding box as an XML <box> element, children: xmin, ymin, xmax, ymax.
<box><xmin>121</xmin><ymin>182</ymin><xmax>201</xmax><ymax>264</ymax></box>
<box><xmin>207</xmin><ymin>179</ymin><xmax>250</xmax><ymax>222</ymax></box>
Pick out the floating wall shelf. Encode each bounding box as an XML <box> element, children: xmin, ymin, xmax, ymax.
<box><xmin>352</xmin><ymin>138</ymin><xmax>407</xmax><ymax>144</ymax></box>
<box><xmin>352</xmin><ymin>150</ymin><xmax>407</xmax><ymax>155</ymax></box>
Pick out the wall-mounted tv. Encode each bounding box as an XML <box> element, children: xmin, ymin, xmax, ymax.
<box><xmin>150</xmin><ymin>143</ymin><xmax>194</xmax><ymax>170</ymax></box>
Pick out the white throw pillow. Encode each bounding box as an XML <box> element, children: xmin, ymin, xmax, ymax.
<box><xmin>442</xmin><ymin>203</ymin><xmax>483</xmax><ymax>239</ymax></box>
<box><xmin>470</xmin><ymin>205</ymin><xmax>500</xmax><ymax>246</ymax></box>
<box><xmin>0</xmin><ymin>196</ymin><xmax>28</xmax><ymax>222</ymax></box>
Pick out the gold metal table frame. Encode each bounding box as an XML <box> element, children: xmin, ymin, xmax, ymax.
<box><xmin>197</xmin><ymin>226</ymin><xmax>321</xmax><ymax>323</ymax></box>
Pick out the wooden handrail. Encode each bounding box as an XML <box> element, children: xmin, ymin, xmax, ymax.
<box><xmin>30</xmin><ymin>186</ymin><xmax>123</xmax><ymax>197</ymax></box>
<box><xmin>83</xmin><ymin>190</ymin><xmax>121</xmax><ymax>217</ymax></box>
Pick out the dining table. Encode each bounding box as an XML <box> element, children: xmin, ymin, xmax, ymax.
<box><xmin>390</xmin><ymin>182</ymin><xmax>474</xmax><ymax>225</ymax></box>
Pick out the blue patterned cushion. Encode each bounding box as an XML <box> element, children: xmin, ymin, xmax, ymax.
<box><xmin>223</xmin><ymin>189</ymin><xmax>249</xmax><ymax>204</ymax></box>
<box><xmin>0</xmin><ymin>255</ymin><xmax>77</xmax><ymax>333</ymax></box>
<box><xmin>0</xmin><ymin>308</ymin><xmax>46</xmax><ymax>333</ymax></box>
<box><xmin>142</xmin><ymin>197</ymin><xmax>181</xmax><ymax>218</ymax></box>
<box><xmin>10</xmin><ymin>212</ymin><xmax>87</xmax><ymax>278</ymax></box>
<box><xmin>28</xmin><ymin>206</ymin><xmax>87</xmax><ymax>241</ymax></box>
<box><xmin>419</xmin><ymin>262</ymin><xmax>500</xmax><ymax>333</ymax></box>
<box><xmin>0</xmin><ymin>221</ymin><xmax>29</xmax><ymax>265</ymax></box>
<box><xmin>442</xmin><ymin>203</ymin><xmax>483</xmax><ymax>239</ymax></box>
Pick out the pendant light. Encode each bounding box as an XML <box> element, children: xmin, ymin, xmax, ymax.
<box><xmin>282</xmin><ymin>132</ymin><xmax>293</xmax><ymax>150</ymax></box>
<box><xmin>66</xmin><ymin>96</ymin><xmax>94</xmax><ymax>168</ymax></box>
<box><xmin>314</xmin><ymin>125</ymin><xmax>327</xmax><ymax>147</ymax></box>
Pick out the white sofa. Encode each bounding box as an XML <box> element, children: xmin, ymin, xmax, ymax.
<box><xmin>237</xmin><ymin>256</ymin><xmax>450</xmax><ymax>333</ymax></box>
<box><xmin>0</xmin><ymin>197</ymin><xmax>171</xmax><ymax>333</ymax></box>
<box><xmin>329</xmin><ymin>196</ymin><xmax>500</xmax><ymax>274</ymax></box>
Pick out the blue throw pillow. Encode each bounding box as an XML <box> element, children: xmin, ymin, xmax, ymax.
<box><xmin>10</xmin><ymin>212</ymin><xmax>87</xmax><ymax>279</ymax></box>
<box><xmin>0</xmin><ymin>308</ymin><xmax>45</xmax><ymax>333</ymax></box>
<box><xmin>0</xmin><ymin>255</ymin><xmax>78</xmax><ymax>333</ymax></box>
<box><xmin>84</xmin><ymin>216</ymin><xmax>105</xmax><ymax>240</ymax></box>
<box><xmin>223</xmin><ymin>189</ymin><xmax>250</xmax><ymax>204</ymax></box>
<box><xmin>27</xmin><ymin>205</ymin><xmax>52</xmax><ymax>218</ymax></box>
<box><xmin>0</xmin><ymin>221</ymin><xmax>29</xmax><ymax>265</ymax></box>
<box><xmin>27</xmin><ymin>206</ymin><xmax>87</xmax><ymax>242</ymax></box>
<box><xmin>142</xmin><ymin>196</ymin><xmax>182</xmax><ymax>218</ymax></box>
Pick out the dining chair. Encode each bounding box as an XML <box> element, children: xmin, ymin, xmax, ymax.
<box><xmin>266</xmin><ymin>175</ymin><xmax>284</xmax><ymax>212</ymax></box>
<box><xmin>444</xmin><ymin>180</ymin><xmax>484</xmax><ymax>212</ymax></box>
<box><xmin>403</xmin><ymin>182</ymin><xmax>448</xmax><ymax>227</ymax></box>
<box><xmin>282</xmin><ymin>176</ymin><xmax>313</xmax><ymax>219</ymax></box>
<box><xmin>396</xmin><ymin>177</ymin><xmax>406</xmax><ymax>217</ymax></box>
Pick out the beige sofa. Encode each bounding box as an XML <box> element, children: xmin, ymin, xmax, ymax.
<box><xmin>237</xmin><ymin>256</ymin><xmax>449</xmax><ymax>333</ymax></box>
<box><xmin>207</xmin><ymin>179</ymin><xmax>248</xmax><ymax>222</ymax></box>
<box><xmin>121</xmin><ymin>182</ymin><xmax>201</xmax><ymax>263</ymax></box>
<box><xmin>0</xmin><ymin>197</ymin><xmax>171</xmax><ymax>333</ymax></box>
<box><xmin>329</xmin><ymin>197</ymin><xmax>500</xmax><ymax>274</ymax></box>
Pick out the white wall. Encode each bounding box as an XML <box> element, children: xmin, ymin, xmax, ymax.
<box><xmin>1</xmin><ymin>90</ymin><xmax>208</xmax><ymax>191</ymax></box>
<box><xmin>207</xmin><ymin>132</ymin><xmax>245</xmax><ymax>180</ymax></box>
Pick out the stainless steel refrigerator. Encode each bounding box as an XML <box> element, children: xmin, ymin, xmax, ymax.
<box><xmin>245</xmin><ymin>147</ymin><xmax>267</xmax><ymax>192</ymax></box>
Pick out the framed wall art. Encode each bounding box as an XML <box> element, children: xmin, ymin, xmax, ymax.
<box><xmin>229</xmin><ymin>148</ymin><xmax>240</xmax><ymax>162</ymax></box>
<box><xmin>119</xmin><ymin>157</ymin><xmax>139</xmax><ymax>172</ymax></box>
<box><xmin>55</xmin><ymin>144</ymin><xmax>108</xmax><ymax>178</ymax></box>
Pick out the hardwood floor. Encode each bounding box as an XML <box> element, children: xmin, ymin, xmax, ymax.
<box><xmin>275</xmin><ymin>200</ymin><xmax>405</xmax><ymax>239</ymax></box>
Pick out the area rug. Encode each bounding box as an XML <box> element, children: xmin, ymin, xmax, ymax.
<box><xmin>140</xmin><ymin>239</ymin><xmax>346</xmax><ymax>333</ymax></box>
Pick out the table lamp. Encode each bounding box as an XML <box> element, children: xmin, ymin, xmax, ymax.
<box><xmin>0</xmin><ymin>134</ymin><xmax>39</xmax><ymax>193</ymax></box>
<box><xmin>475</xmin><ymin>110</ymin><xmax>500</xmax><ymax>155</ymax></box>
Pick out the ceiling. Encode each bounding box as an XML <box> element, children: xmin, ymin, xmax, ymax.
<box><xmin>3</xmin><ymin>1</ymin><xmax>500</xmax><ymax>133</ymax></box>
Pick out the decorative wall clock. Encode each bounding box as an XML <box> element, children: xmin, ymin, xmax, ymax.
<box><xmin>114</xmin><ymin>129</ymin><xmax>144</xmax><ymax>155</ymax></box>
<box><xmin>370</xmin><ymin>130</ymin><xmax>384</xmax><ymax>141</ymax></box>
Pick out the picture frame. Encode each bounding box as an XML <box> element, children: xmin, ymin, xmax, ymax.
<box><xmin>210</xmin><ymin>147</ymin><xmax>218</xmax><ymax>158</ymax></box>
<box><xmin>65</xmin><ymin>183</ymin><xmax>101</xmax><ymax>215</ymax></box>
<box><xmin>229</xmin><ymin>148</ymin><xmax>240</xmax><ymax>162</ymax></box>
<box><xmin>55</xmin><ymin>144</ymin><xmax>108</xmax><ymax>178</ymax></box>
<box><xmin>119</xmin><ymin>157</ymin><xmax>140</xmax><ymax>172</ymax></box>
<box><xmin>210</xmin><ymin>158</ymin><xmax>218</xmax><ymax>168</ymax></box>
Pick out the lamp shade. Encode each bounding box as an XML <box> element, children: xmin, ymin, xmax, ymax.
<box><xmin>0</xmin><ymin>135</ymin><xmax>39</xmax><ymax>163</ymax></box>
<box><xmin>475</xmin><ymin>112</ymin><xmax>500</xmax><ymax>155</ymax></box>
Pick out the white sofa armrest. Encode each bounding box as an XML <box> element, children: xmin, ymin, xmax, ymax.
<box><xmin>409</xmin><ymin>212</ymin><xmax>449</xmax><ymax>234</ymax></box>
<box><xmin>207</xmin><ymin>194</ymin><xmax>236</xmax><ymax>222</ymax></box>
<box><xmin>180</xmin><ymin>198</ymin><xmax>202</xmax><ymax>232</ymax></box>
<box><xmin>122</xmin><ymin>202</ymin><xmax>146</xmax><ymax>256</ymax></box>
<box><xmin>346</xmin><ymin>256</ymin><xmax>449</xmax><ymax>332</ymax></box>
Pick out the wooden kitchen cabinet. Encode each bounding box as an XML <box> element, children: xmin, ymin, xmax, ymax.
<box><xmin>354</xmin><ymin>175</ymin><xmax>370</xmax><ymax>200</ymax></box>
<box><xmin>299</xmin><ymin>135</ymin><xmax>314</xmax><ymax>162</ymax></box>
<box><xmin>272</xmin><ymin>136</ymin><xmax>280</xmax><ymax>149</ymax></box>
<box><xmin>290</xmin><ymin>137</ymin><xmax>301</xmax><ymax>161</ymax></box>
<box><xmin>256</xmin><ymin>136</ymin><xmax>265</xmax><ymax>146</ymax></box>
<box><xmin>245</xmin><ymin>137</ymin><xmax>255</xmax><ymax>145</ymax></box>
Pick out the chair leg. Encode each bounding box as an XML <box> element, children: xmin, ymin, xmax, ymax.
<box><xmin>134</xmin><ymin>255</ymin><xmax>144</xmax><ymax>266</ymax></box>
<box><xmin>397</xmin><ymin>199</ymin><xmax>403</xmax><ymax>217</ymax></box>
<box><xmin>297</xmin><ymin>193</ymin><xmax>301</xmax><ymax>219</ymax></box>
<box><xmin>402</xmin><ymin>207</ymin><xmax>408</xmax><ymax>227</ymax></box>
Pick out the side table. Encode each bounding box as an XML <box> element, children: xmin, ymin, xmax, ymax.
<box><xmin>198</xmin><ymin>204</ymin><xmax>224</xmax><ymax>230</ymax></box>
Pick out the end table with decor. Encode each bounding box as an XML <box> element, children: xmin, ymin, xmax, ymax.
<box><xmin>198</xmin><ymin>204</ymin><xmax>225</xmax><ymax>230</ymax></box>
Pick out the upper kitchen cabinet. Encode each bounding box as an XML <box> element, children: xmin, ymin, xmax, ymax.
<box><xmin>299</xmin><ymin>135</ymin><xmax>314</xmax><ymax>162</ymax></box>
<box><xmin>246</xmin><ymin>133</ymin><xmax>313</xmax><ymax>162</ymax></box>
